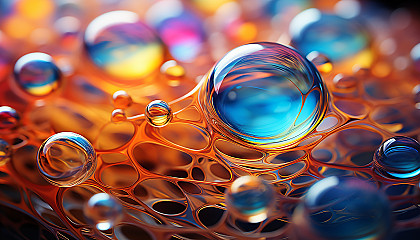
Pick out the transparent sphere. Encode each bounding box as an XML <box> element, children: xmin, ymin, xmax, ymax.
<box><xmin>0</xmin><ymin>106</ymin><xmax>20</xmax><ymax>130</ymax></box>
<box><xmin>225</xmin><ymin>176</ymin><xmax>275</xmax><ymax>223</ymax></box>
<box><xmin>292</xmin><ymin>177</ymin><xmax>392</xmax><ymax>240</ymax></box>
<box><xmin>201</xmin><ymin>42</ymin><xmax>328</xmax><ymax>148</ymax></box>
<box><xmin>84</xmin><ymin>11</ymin><xmax>164</xmax><ymax>80</ymax></box>
<box><xmin>145</xmin><ymin>100</ymin><xmax>173</xmax><ymax>127</ymax></box>
<box><xmin>0</xmin><ymin>138</ymin><xmax>11</xmax><ymax>166</ymax></box>
<box><xmin>84</xmin><ymin>193</ymin><xmax>123</xmax><ymax>231</ymax></box>
<box><xmin>160</xmin><ymin>60</ymin><xmax>185</xmax><ymax>79</ymax></box>
<box><xmin>14</xmin><ymin>52</ymin><xmax>61</xmax><ymax>96</ymax></box>
<box><xmin>373</xmin><ymin>136</ymin><xmax>420</xmax><ymax>179</ymax></box>
<box><xmin>37</xmin><ymin>132</ymin><xmax>97</xmax><ymax>187</ymax></box>
<box><xmin>306</xmin><ymin>51</ymin><xmax>333</xmax><ymax>74</ymax></box>
<box><xmin>146</xmin><ymin>0</ymin><xmax>205</xmax><ymax>62</ymax></box>
<box><xmin>290</xmin><ymin>8</ymin><xmax>369</xmax><ymax>62</ymax></box>
<box><xmin>112</xmin><ymin>90</ymin><xmax>132</xmax><ymax>109</ymax></box>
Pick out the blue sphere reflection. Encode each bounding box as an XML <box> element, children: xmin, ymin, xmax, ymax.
<box><xmin>374</xmin><ymin>136</ymin><xmax>420</xmax><ymax>179</ymax></box>
<box><xmin>202</xmin><ymin>42</ymin><xmax>327</xmax><ymax>148</ymax></box>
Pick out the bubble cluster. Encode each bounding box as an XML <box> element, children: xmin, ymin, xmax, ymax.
<box><xmin>84</xmin><ymin>11</ymin><xmax>164</xmax><ymax>80</ymax></box>
<box><xmin>84</xmin><ymin>193</ymin><xmax>123</xmax><ymax>231</ymax></box>
<box><xmin>202</xmin><ymin>42</ymin><xmax>328</xmax><ymax>148</ymax></box>
<box><xmin>0</xmin><ymin>138</ymin><xmax>10</xmax><ymax>166</ymax></box>
<box><xmin>373</xmin><ymin>136</ymin><xmax>420</xmax><ymax>179</ymax></box>
<box><xmin>293</xmin><ymin>177</ymin><xmax>392</xmax><ymax>240</ymax></box>
<box><xmin>13</xmin><ymin>52</ymin><xmax>61</xmax><ymax>96</ymax></box>
<box><xmin>145</xmin><ymin>100</ymin><xmax>173</xmax><ymax>127</ymax></box>
<box><xmin>37</xmin><ymin>132</ymin><xmax>96</xmax><ymax>187</ymax></box>
<box><xmin>225</xmin><ymin>176</ymin><xmax>275</xmax><ymax>223</ymax></box>
<box><xmin>0</xmin><ymin>106</ymin><xmax>20</xmax><ymax>130</ymax></box>
<box><xmin>290</xmin><ymin>8</ymin><xmax>369</xmax><ymax>62</ymax></box>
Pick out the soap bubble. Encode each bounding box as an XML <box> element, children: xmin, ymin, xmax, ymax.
<box><xmin>0</xmin><ymin>138</ymin><xmax>11</xmax><ymax>166</ymax></box>
<box><xmin>225</xmin><ymin>176</ymin><xmax>275</xmax><ymax>223</ymax></box>
<box><xmin>145</xmin><ymin>100</ymin><xmax>172</xmax><ymax>127</ymax></box>
<box><xmin>14</xmin><ymin>52</ymin><xmax>61</xmax><ymax>96</ymax></box>
<box><xmin>146</xmin><ymin>0</ymin><xmax>205</xmax><ymax>62</ymax></box>
<box><xmin>112</xmin><ymin>90</ymin><xmax>132</xmax><ymax>109</ymax></box>
<box><xmin>373</xmin><ymin>136</ymin><xmax>420</xmax><ymax>179</ymax></box>
<box><xmin>84</xmin><ymin>193</ymin><xmax>123</xmax><ymax>231</ymax></box>
<box><xmin>292</xmin><ymin>176</ymin><xmax>392</xmax><ymax>240</ymax></box>
<box><xmin>290</xmin><ymin>8</ymin><xmax>369</xmax><ymax>62</ymax></box>
<box><xmin>0</xmin><ymin>106</ymin><xmax>20</xmax><ymax>130</ymax></box>
<box><xmin>201</xmin><ymin>42</ymin><xmax>328</xmax><ymax>148</ymax></box>
<box><xmin>84</xmin><ymin>10</ymin><xmax>164</xmax><ymax>80</ymax></box>
<box><xmin>37</xmin><ymin>132</ymin><xmax>97</xmax><ymax>187</ymax></box>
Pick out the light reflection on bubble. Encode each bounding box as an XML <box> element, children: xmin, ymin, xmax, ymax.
<box><xmin>84</xmin><ymin>193</ymin><xmax>123</xmax><ymax>231</ymax></box>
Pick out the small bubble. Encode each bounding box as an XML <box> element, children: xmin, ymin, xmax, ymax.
<box><xmin>0</xmin><ymin>106</ymin><xmax>20</xmax><ymax>130</ymax></box>
<box><xmin>37</xmin><ymin>132</ymin><xmax>97</xmax><ymax>187</ymax></box>
<box><xmin>160</xmin><ymin>60</ymin><xmax>185</xmax><ymax>79</ymax></box>
<box><xmin>373</xmin><ymin>136</ymin><xmax>420</xmax><ymax>179</ymax></box>
<box><xmin>333</xmin><ymin>73</ymin><xmax>357</xmax><ymax>89</ymax></box>
<box><xmin>226</xmin><ymin>176</ymin><xmax>275</xmax><ymax>223</ymax></box>
<box><xmin>145</xmin><ymin>100</ymin><xmax>172</xmax><ymax>127</ymax></box>
<box><xmin>112</xmin><ymin>90</ymin><xmax>132</xmax><ymax>109</ymax></box>
<box><xmin>412</xmin><ymin>43</ymin><xmax>420</xmax><ymax>72</ymax></box>
<box><xmin>306</xmin><ymin>51</ymin><xmax>333</xmax><ymax>74</ymax></box>
<box><xmin>84</xmin><ymin>193</ymin><xmax>123</xmax><ymax>231</ymax></box>
<box><xmin>14</xmin><ymin>52</ymin><xmax>61</xmax><ymax>96</ymax></box>
<box><xmin>0</xmin><ymin>139</ymin><xmax>11</xmax><ymax>166</ymax></box>
<box><xmin>111</xmin><ymin>109</ymin><xmax>127</xmax><ymax>123</ymax></box>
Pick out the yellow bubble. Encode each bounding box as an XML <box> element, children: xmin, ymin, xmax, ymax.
<box><xmin>145</xmin><ymin>100</ymin><xmax>172</xmax><ymax>127</ymax></box>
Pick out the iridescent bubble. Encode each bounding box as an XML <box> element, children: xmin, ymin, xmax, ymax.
<box><xmin>292</xmin><ymin>176</ymin><xmax>392</xmax><ymax>240</ymax></box>
<box><xmin>290</xmin><ymin>8</ymin><xmax>369</xmax><ymax>62</ymax></box>
<box><xmin>373</xmin><ymin>136</ymin><xmax>420</xmax><ymax>179</ymax></box>
<box><xmin>306</xmin><ymin>51</ymin><xmax>333</xmax><ymax>74</ymax></box>
<box><xmin>225</xmin><ymin>176</ymin><xmax>275</xmax><ymax>223</ymax></box>
<box><xmin>201</xmin><ymin>42</ymin><xmax>328</xmax><ymax>148</ymax></box>
<box><xmin>84</xmin><ymin>193</ymin><xmax>123</xmax><ymax>231</ymax></box>
<box><xmin>146</xmin><ymin>0</ymin><xmax>205</xmax><ymax>62</ymax></box>
<box><xmin>145</xmin><ymin>100</ymin><xmax>172</xmax><ymax>127</ymax></box>
<box><xmin>0</xmin><ymin>106</ymin><xmax>20</xmax><ymax>130</ymax></box>
<box><xmin>0</xmin><ymin>138</ymin><xmax>11</xmax><ymax>166</ymax></box>
<box><xmin>84</xmin><ymin>11</ymin><xmax>164</xmax><ymax>80</ymax></box>
<box><xmin>37</xmin><ymin>132</ymin><xmax>97</xmax><ymax>187</ymax></box>
<box><xmin>112</xmin><ymin>90</ymin><xmax>132</xmax><ymax>109</ymax></box>
<box><xmin>14</xmin><ymin>52</ymin><xmax>62</xmax><ymax>96</ymax></box>
<box><xmin>410</xmin><ymin>43</ymin><xmax>420</xmax><ymax>72</ymax></box>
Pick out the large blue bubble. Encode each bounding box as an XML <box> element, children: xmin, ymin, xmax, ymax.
<box><xmin>201</xmin><ymin>42</ymin><xmax>327</xmax><ymax>148</ymax></box>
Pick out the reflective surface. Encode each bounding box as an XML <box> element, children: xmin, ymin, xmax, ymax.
<box><xmin>84</xmin><ymin>193</ymin><xmax>123</xmax><ymax>231</ymax></box>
